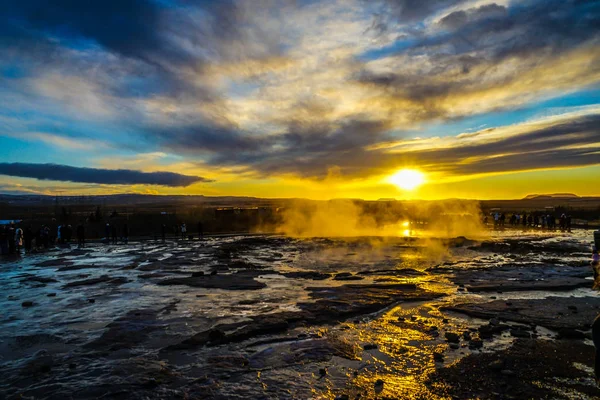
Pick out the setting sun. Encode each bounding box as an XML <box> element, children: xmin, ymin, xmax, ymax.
<box><xmin>388</xmin><ymin>169</ymin><xmax>426</xmax><ymax>191</ymax></box>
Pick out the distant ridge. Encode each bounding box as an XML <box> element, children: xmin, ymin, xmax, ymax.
<box><xmin>523</xmin><ymin>193</ymin><xmax>580</xmax><ymax>200</ymax></box>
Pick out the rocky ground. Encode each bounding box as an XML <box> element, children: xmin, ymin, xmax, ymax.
<box><xmin>0</xmin><ymin>230</ymin><xmax>599</xmax><ymax>399</ymax></box>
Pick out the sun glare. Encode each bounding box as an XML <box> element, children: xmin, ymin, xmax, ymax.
<box><xmin>388</xmin><ymin>169</ymin><xmax>426</xmax><ymax>191</ymax></box>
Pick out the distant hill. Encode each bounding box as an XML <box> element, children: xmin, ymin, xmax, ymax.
<box><xmin>523</xmin><ymin>193</ymin><xmax>580</xmax><ymax>200</ymax></box>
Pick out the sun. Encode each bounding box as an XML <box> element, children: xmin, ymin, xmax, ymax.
<box><xmin>388</xmin><ymin>169</ymin><xmax>426</xmax><ymax>191</ymax></box>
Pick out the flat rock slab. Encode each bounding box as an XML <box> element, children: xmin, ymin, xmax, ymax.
<box><xmin>247</xmin><ymin>337</ymin><xmax>360</xmax><ymax>369</ymax></box>
<box><xmin>451</xmin><ymin>264</ymin><xmax>592</xmax><ymax>292</ymax></box>
<box><xmin>427</xmin><ymin>339</ymin><xmax>600</xmax><ymax>400</ymax></box>
<box><xmin>63</xmin><ymin>275</ymin><xmax>129</xmax><ymax>288</ymax></box>
<box><xmin>281</xmin><ymin>271</ymin><xmax>332</xmax><ymax>280</ymax></box>
<box><xmin>300</xmin><ymin>283</ymin><xmax>441</xmax><ymax>322</ymax></box>
<box><xmin>157</xmin><ymin>274</ymin><xmax>267</xmax><ymax>290</ymax></box>
<box><xmin>165</xmin><ymin>284</ymin><xmax>441</xmax><ymax>352</ymax></box>
<box><xmin>444</xmin><ymin>296</ymin><xmax>600</xmax><ymax>330</ymax></box>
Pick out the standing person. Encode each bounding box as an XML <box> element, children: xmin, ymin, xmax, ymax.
<box><xmin>0</xmin><ymin>226</ymin><xmax>8</xmax><ymax>255</ymax></box>
<box><xmin>197</xmin><ymin>220</ymin><xmax>204</xmax><ymax>240</ymax></box>
<box><xmin>181</xmin><ymin>223</ymin><xmax>187</xmax><ymax>240</ymax></box>
<box><xmin>8</xmin><ymin>224</ymin><xmax>16</xmax><ymax>254</ymax></box>
<box><xmin>123</xmin><ymin>223</ymin><xmax>129</xmax><ymax>244</ymax></box>
<box><xmin>111</xmin><ymin>224</ymin><xmax>118</xmax><ymax>245</ymax></box>
<box><xmin>57</xmin><ymin>224</ymin><xmax>63</xmax><ymax>244</ymax></box>
<box><xmin>161</xmin><ymin>224</ymin><xmax>166</xmax><ymax>242</ymax></box>
<box><xmin>105</xmin><ymin>223</ymin><xmax>111</xmax><ymax>244</ymax></box>
<box><xmin>77</xmin><ymin>223</ymin><xmax>85</xmax><ymax>248</ymax></box>
<box><xmin>15</xmin><ymin>226</ymin><xmax>23</xmax><ymax>253</ymax></box>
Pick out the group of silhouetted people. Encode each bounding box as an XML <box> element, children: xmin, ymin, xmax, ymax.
<box><xmin>104</xmin><ymin>222</ymin><xmax>129</xmax><ymax>245</ymax></box>
<box><xmin>486</xmin><ymin>212</ymin><xmax>572</xmax><ymax>231</ymax></box>
<box><xmin>0</xmin><ymin>222</ymin><xmax>89</xmax><ymax>255</ymax></box>
<box><xmin>159</xmin><ymin>221</ymin><xmax>204</xmax><ymax>242</ymax></box>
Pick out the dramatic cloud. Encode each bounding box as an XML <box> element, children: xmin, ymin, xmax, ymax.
<box><xmin>0</xmin><ymin>163</ymin><xmax>211</xmax><ymax>187</ymax></box>
<box><xmin>0</xmin><ymin>0</ymin><xmax>599</xmax><ymax>196</ymax></box>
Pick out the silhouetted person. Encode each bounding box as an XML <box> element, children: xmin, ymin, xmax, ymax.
<box><xmin>105</xmin><ymin>223</ymin><xmax>111</xmax><ymax>244</ymax></box>
<box><xmin>15</xmin><ymin>226</ymin><xmax>23</xmax><ymax>253</ymax></box>
<box><xmin>0</xmin><ymin>226</ymin><xmax>8</xmax><ymax>255</ymax></box>
<box><xmin>123</xmin><ymin>224</ymin><xmax>129</xmax><ymax>244</ymax></box>
<box><xmin>77</xmin><ymin>223</ymin><xmax>85</xmax><ymax>247</ymax></box>
<box><xmin>111</xmin><ymin>224</ymin><xmax>118</xmax><ymax>244</ymax></box>
<box><xmin>197</xmin><ymin>221</ymin><xmax>204</xmax><ymax>239</ymax></box>
<box><xmin>181</xmin><ymin>223</ymin><xmax>187</xmax><ymax>239</ymax></box>
<box><xmin>7</xmin><ymin>224</ymin><xmax>16</xmax><ymax>254</ymax></box>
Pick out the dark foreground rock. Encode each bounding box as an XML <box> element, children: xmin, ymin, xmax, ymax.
<box><xmin>427</xmin><ymin>339</ymin><xmax>600</xmax><ymax>399</ymax></box>
<box><xmin>157</xmin><ymin>272</ymin><xmax>267</xmax><ymax>290</ymax></box>
<box><xmin>444</xmin><ymin>296</ymin><xmax>600</xmax><ymax>330</ymax></box>
<box><xmin>63</xmin><ymin>275</ymin><xmax>129</xmax><ymax>288</ymax></box>
<box><xmin>281</xmin><ymin>271</ymin><xmax>332</xmax><ymax>280</ymax></box>
<box><xmin>450</xmin><ymin>264</ymin><xmax>592</xmax><ymax>292</ymax></box>
<box><xmin>165</xmin><ymin>283</ymin><xmax>441</xmax><ymax>351</ymax></box>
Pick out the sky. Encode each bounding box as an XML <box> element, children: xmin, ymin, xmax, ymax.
<box><xmin>0</xmin><ymin>0</ymin><xmax>599</xmax><ymax>200</ymax></box>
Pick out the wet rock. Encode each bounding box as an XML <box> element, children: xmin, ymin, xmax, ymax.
<box><xmin>434</xmin><ymin>352</ymin><xmax>445</xmax><ymax>362</ymax></box>
<box><xmin>208</xmin><ymin>329</ymin><xmax>226</xmax><ymax>344</ymax></box>
<box><xmin>510</xmin><ymin>329</ymin><xmax>531</xmax><ymax>339</ymax></box>
<box><xmin>333</xmin><ymin>272</ymin><xmax>364</xmax><ymax>281</ymax></box>
<box><xmin>557</xmin><ymin>328</ymin><xmax>586</xmax><ymax>340</ymax></box>
<box><xmin>282</xmin><ymin>271</ymin><xmax>331</xmax><ymax>280</ymax></box>
<box><xmin>469</xmin><ymin>339</ymin><xmax>484</xmax><ymax>349</ymax></box>
<box><xmin>36</xmin><ymin>259</ymin><xmax>73</xmax><ymax>267</ymax></box>
<box><xmin>444</xmin><ymin>297</ymin><xmax>600</xmax><ymax>331</ymax></box>
<box><xmin>158</xmin><ymin>274</ymin><xmax>267</xmax><ymax>290</ymax></box>
<box><xmin>22</xmin><ymin>350</ymin><xmax>54</xmax><ymax>374</ymax></box>
<box><xmin>88</xmin><ymin>298</ymin><xmax>95</xmax><ymax>304</ymax></box>
<box><xmin>449</xmin><ymin>343</ymin><xmax>460</xmax><ymax>350</ymax></box>
<box><xmin>374</xmin><ymin>379</ymin><xmax>385</xmax><ymax>392</ymax></box>
<box><xmin>462</xmin><ymin>332</ymin><xmax>471</xmax><ymax>340</ymax></box>
<box><xmin>445</xmin><ymin>332</ymin><xmax>460</xmax><ymax>343</ymax></box>
<box><xmin>63</xmin><ymin>275</ymin><xmax>129</xmax><ymax>288</ymax></box>
<box><xmin>56</xmin><ymin>264</ymin><xmax>97</xmax><ymax>272</ymax></box>
<box><xmin>489</xmin><ymin>360</ymin><xmax>504</xmax><ymax>371</ymax></box>
<box><xmin>363</xmin><ymin>343</ymin><xmax>378</xmax><ymax>351</ymax></box>
<box><xmin>191</xmin><ymin>271</ymin><xmax>204</xmax><ymax>277</ymax></box>
<box><xmin>47</xmin><ymin>293</ymin><xmax>56</xmax><ymax>297</ymax></box>
<box><xmin>68</xmin><ymin>363</ymin><xmax>76</xmax><ymax>369</ymax></box>
<box><xmin>19</xmin><ymin>275</ymin><xmax>58</xmax><ymax>284</ymax></box>
<box><xmin>319</xmin><ymin>368</ymin><xmax>327</xmax><ymax>377</ymax></box>
<box><xmin>21</xmin><ymin>301</ymin><xmax>34</xmax><ymax>307</ymax></box>
<box><xmin>166</xmin><ymin>312</ymin><xmax>300</xmax><ymax>350</ymax></box>
<box><xmin>427</xmin><ymin>339</ymin><xmax>599</xmax><ymax>399</ymax></box>
<box><xmin>85</xmin><ymin>305</ymin><xmax>174</xmax><ymax>351</ymax></box>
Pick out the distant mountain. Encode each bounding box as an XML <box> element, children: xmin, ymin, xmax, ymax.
<box><xmin>523</xmin><ymin>193</ymin><xmax>580</xmax><ymax>200</ymax></box>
